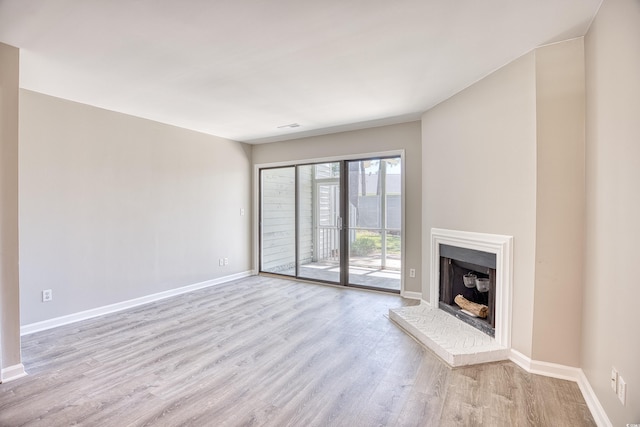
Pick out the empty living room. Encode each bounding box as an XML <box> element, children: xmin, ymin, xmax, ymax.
<box><xmin>0</xmin><ymin>0</ymin><xmax>638</xmax><ymax>425</ymax></box>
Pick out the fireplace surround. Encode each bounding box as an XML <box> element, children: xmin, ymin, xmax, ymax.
<box><xmin>430</xmin><ymin>228</ymin><xmax>513</xmax><ymax>349</ymax></box>
<box><xmin>389</xmin><ymin>228</ymin><xmax>514</xmax><ymax>366</ymax></box>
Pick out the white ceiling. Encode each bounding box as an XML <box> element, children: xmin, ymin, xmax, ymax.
<box><xmin>0</xmin><ymin>0</ymin><xmax>601</xmax><ymax>144</ymax></box>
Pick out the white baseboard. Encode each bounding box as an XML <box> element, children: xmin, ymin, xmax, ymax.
<box><xmin>1</xmin><ymin>363</ymin><xmax>27</xmax><ymax>383</ymax></box>
<box><xmin>509</xmin><ymin>348</ymin><xmax>532</xmax><ymax>371</ymax></box>
<box><xmin>401</xmin><ymin>290</ymin><xmax>422</xmax><ymax>300</ymax></box>
<box><xmin>576</xmin><ymin>370</ymin><xmax>613</xmax><ymax>427</ymax></box>
<box><xmin>509</xmin><ymin>349</ymin><xmax>611</xmax><ymax>427</ymax></box>
<box><xmin>21</xmin><ymin>270</ymin><xmax>254</xmax><ymax>336</ymax></box>
<box><xmin>509</xmin><ymin>349</ymin><xmax>582</xmax><ymax>382</ymax></box>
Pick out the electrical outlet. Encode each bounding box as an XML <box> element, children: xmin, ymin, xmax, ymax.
<box><xmin>224</xmin><ymin>257</ymin><xmax>228</xmax><ymax>266</ymax></box>
<box><xmin>618</xmin><ymin>376</ymin><xmax>626</xmax><ymax>405</ymax></box>
<box><xmin>409</xmin><ymin>268</ymin><xmax>416</xmax><ymax>278</ymax></box>
<box><xmin>218</xmin><ymin>258</ymin><xmax>224</xmax><ymax>266</ymax></box>
<box><xmin>611</xmin><ymin>367</ymin><xmax>618</xmax><ymax>392</ymax></box>
<box><xmin>42</xmin><ymin>289</ymin><xmax>53</xmax><ymax>302</ymax></box>
<box><xmin>240</xmin><ymin>208</ymin><xmax>245</xmax><ymax>216</ymax></box>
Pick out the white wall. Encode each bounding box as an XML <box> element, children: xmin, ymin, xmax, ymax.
<box><xmin>0</xmin><ymin>42</ymin><xmax>21</xmax><ymax>376</ymax></box>
<box><xmin>252</xmin><ymin>121</ymin><xmax>422</xmax><ymax>294</ymax></box>
<box><xmin>19</xmin><ymin>90</ymin><xmax>253</xmax><ymax>325</ymax></box>
<box><xmin>421</xmin><ymin>53</ymin><xmax>538</xmax><ymax>357</ymax></box>
<box><xmin>584</xmin><ymin>0</ymin><xmax>640</xmax><ymax>422</ymax></box>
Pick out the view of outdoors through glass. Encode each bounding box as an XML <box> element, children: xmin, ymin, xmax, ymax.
<box><xmin>260</xmin><ymin>157</ymin><xmax>401</xmax><ymax>291</ymax></box>
<box><xmin>347</xmin><ymin>158</ymin><xmax>401</xmax><ymax>290</ymax></box>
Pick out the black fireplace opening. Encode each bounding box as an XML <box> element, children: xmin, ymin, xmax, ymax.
<box><xmin>439</xmin><ymin>244</ymin><xmax>496</xmax><ymax>337</ymax></box>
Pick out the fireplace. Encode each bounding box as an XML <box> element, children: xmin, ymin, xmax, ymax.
<box><xmin>388</xmin><ymin>229</ymin><xmax>513</xmax><ymax>366</ymax></box>
<box><xmin>439</xmin><ymin>245</ymin><xmax>496</xmax><ymax>337</ymax></box>
<box><xmin>430</xmin><ymin>228</ymin><xmax>514</xmax><ymax>349</ymax></box>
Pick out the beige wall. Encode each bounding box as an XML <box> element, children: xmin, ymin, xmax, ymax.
<box><xmin>422</xmin><ymin>39</ymin><xmax>586</xmax><ymax>364</ymax></box>
<box><xmin>0</xmin><ymin>43</ymin><xmax>21</xmax><ymax>375</ymax></box>
<box><xmin>252</xmin><ymin>121</ymin><xmax>422</xmax><ymax>294</ymax></box>
<box><xmin>584</xmin><ymin>0</ymin><xmax>640</xmax><ymax>422</ymax></box>
<box><xmin>421</xmin><ymin>53</ymin><xmax>538</xmax><ymax>357</ymax></box>
<box><xmin>19</xmin><ymin>90</ymin><xmax>253</xmax><ymax>325</ymax></box>
<box><xmin>531</xmin><ymin>38</ymin><xmax>585</xmax><ymax>365</ymax></box>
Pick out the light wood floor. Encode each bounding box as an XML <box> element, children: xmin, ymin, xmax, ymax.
<box><xmin>0</xmin><ymin>276</ymin><xmax>595</xmax><ymax>426</ymax></box>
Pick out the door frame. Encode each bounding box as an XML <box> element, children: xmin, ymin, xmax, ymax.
<box><xmin>254</xmin><ymin>149</ymin><xmax>406</xmax><ymax>293</ymax></box>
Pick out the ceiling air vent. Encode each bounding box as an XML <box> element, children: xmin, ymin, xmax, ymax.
<box><xmin>277</xmin><ymin>123</ymin><xmax>300</xmax><ymax>129</ymax></box>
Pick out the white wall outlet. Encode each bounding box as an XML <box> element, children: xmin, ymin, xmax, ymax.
<box><xmin>218</xmin><ymin>258</ymin><xmax>224</xmax><ymax>266</ymax></box>
<box><xmin>611</xmin><ymin>367</ymin><xmax>618</xmax><ymax>392</ymax></box>
<box><xmin>409</xmin><ymin>268</ymin><xmax>416</xmax><ymax>278</ymax></box>
<box><xmin>42</xmin><ymin>289</ymin><xmax>53</xmax><ymax>302</ymax></box>
<box><xmin>618</xmin><ymin>375</ymin><xmax>626</xmax><ymax>405</ymax></box>
<box><xmin>240</xmin><ymin>208</ymin><xmax>245</xmax><ymax>216</ymax></box>
<box><xmin>224</xmin><ymin>257</ymin><xmax>229</xmax><ymax>266</ymax></box>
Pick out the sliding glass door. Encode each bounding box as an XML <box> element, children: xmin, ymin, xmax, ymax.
<box><xmin>346</xmin><ymin>158</ymin><xmax>401</xmax><ymax>291</ymax></box>
<box><xmin>260</xmin><ymin>156</ymin><xmax>401</xmax><ymax>292</ymax></box>
<box><xmin>297</xmin><ymin>163</ymin><xmax>342</xmax><ymax>283</ymax></box>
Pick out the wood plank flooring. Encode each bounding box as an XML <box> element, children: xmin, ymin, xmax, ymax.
<box><xmin>0</xmin><ymin>276</ymin><xmax>595</xmax><ymax>426</ymax></box>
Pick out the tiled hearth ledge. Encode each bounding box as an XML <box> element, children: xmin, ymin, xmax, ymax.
<box><xmin>389</xmin><ymin>303</ymin><xmax>509</xmax><ymax>367</ymax></box>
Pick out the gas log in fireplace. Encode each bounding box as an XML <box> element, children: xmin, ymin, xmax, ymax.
<box><xmin>439</xmin><ymin>244</ymin><xmax>496</xmax><ymax>337</ymax></box>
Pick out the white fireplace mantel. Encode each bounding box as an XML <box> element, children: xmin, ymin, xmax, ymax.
<box><xmin>430</xmin><ymin>228</ymin><xmax>514</xmax><ymax>348</ymax></box>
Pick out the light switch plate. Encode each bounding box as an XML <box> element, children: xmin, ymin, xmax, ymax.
<box><xmin>618</xmin><ymin>376</ymin><xmax>626</xmax><ymax>405</ymax></box>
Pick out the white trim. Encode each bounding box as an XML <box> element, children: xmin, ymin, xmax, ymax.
<box><xmin>1</xmin><ymin>363</ymin><xmax>27</xmax><ymax>383</ymax></box>
<box><xmin>577</xmin><ymin>370</ymin><xmax>613</xmax><ymax>427</ymax></box>
<box><xmin>401</xmin><ymin>291</ymin><xmax>422</xmax><ymax>300</ymax></box>
<box><xmin>21</xmin><ymin>270</ymin><xmax>254</xmax><ymax>336</ymax></box>
<box><xmin>509</xmin><ymin>349</ymin><xmax>581</xmax><ymax>382</ymax></box>
<box><xmin>253</xmin><ymin>165</ymin><xmax>260</xmax><ymax>277</ymax></box>
<box><xmin>509</xmin><ymin>349</ymin><xmax>612</xmax><ymax>427</ymax></box>
<box><xmin>508</xmin><ymin>348</ymin><xmax>533</xmax><ymax>372</ymax></box>
<box><xmin>399</xmin><ymin>150</ymin><xmax>406</xmax><ymax>295</ymax></box>
<box><xmin>430</xmin><ymin>228</ymin><xmax>513</xmax><ymax>349</ymax></box>
<box><xmin>254</xmin><ymin>149</ymin><xmax>405</xmax><ymax>171</ymax></box>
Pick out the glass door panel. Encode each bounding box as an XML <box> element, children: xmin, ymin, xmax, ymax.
<box><xmin>260</xmin><ymin>157</ymin><xmax>401</xmax><ymax>293</ymax></box>
<box><xmin>347</xmin><ymin>158</ymin><xmax>401</xmax><ymax>291</ymax></box>
<box><xmin>297</xmin><ymin>163</ymin><xmax>341</xmax><ymax>283</ymax></box>
<box><xmin>260</xmin><ymin>167</ymin><xmax>296</xmax><ymax>276</ymax></box>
